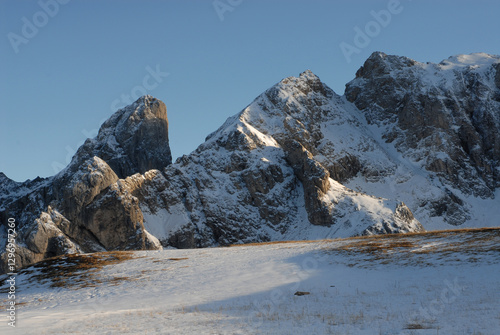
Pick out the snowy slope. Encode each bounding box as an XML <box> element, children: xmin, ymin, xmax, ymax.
<box><xmin>1</xmin><ymin>228</ymin><xmax>499</xmax><ymax>335</ymax></box>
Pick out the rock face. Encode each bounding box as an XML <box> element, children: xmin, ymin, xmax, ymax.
<box><xmin>3</xmin><ymin>52</ymin><xmax>499</xmax><ymax>273</ymax></box>
<box><xmin>346</xmin><ymin>52</ymin><xmax>499</xmax><ymax>196</ymax></box>
<box><xmin>0</xmin><ymin>96</ymin><xmax>168</xmax><ymax>274</ymax></box>
<box><xmin>345</xmin><ymin>52</ymin><xmax>500</xmax><ymax>225</ymax></box>
<box><xmin>283</xmin><ymin>139</ymin><xmax>334</xmax><ymax>227</ymax></box>
<box><xmin>69</xmin><ymin>95</ymin><xmax>171</xmax><ymax>179</ymax></box>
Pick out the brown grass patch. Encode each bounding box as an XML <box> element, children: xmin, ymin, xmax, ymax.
<box><xmin>0</xmin><ymin>251</ymin><xmax>142</xmax><ymax>292</ymax></box>
<box><xmin>347</xmin><ymin>227</ymin><xmax>500</xmax><ymax>241</ymax></box>
<box><xmin>227</xmin><ymin>227</ymin><xmax>500</xmax><ymax>267</ymax></box>
<box><xmin>326</xmin><ymin>227</ymin><xmax>500</xmax><ymax>268</ymax></box>
<box><xmin>229</xmin><ymin>227</ymin><xmax>500</xmax><ymax>248</ymax></box>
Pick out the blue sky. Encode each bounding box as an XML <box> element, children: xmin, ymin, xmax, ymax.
<box><xmin>1</xmin><ymin>0</ymin><xmax>499</xmax><ymax>182</ymax></box>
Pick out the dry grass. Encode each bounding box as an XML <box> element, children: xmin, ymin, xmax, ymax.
<box><xmin>343</xmin><ymin>227</ymin><xmax>500</xmax><ymax>242</ymax></box>
<box><xmin>227</xmin><ymin>227</ymin><xmax>500</xmax><ymax>267</ymax></box>
<box><xmin>0</xmin><ymin>251</ymin><xmax>141</xmax><ymax>292</ymax></box>
<box><xmin>230</xmin><ymin>227</ymin><xmax>500</xmax><ymax>247</ymax></box>
<box><xmin>151</xmin><ymin>257</ymin><xmax>189</xmax><ymax>264</ymax></box>
<box><xmin>326</xmin><ymin>227</ymin><xmax>500</xmax><ymax>268</ymax></box>
<box><xmin>0</xmin><ymin>299</ymin><xmax>29</xmax><ymax>307</ymax></box>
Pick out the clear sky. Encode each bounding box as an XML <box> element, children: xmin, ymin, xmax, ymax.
<box><xmin>1</xmin><ymin>0</ymin><xmax>499</xmax><ymax>182</ymax></box>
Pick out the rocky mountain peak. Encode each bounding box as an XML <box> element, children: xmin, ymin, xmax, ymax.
<box><xmin>353</xmin><ymin>52</ymin><xmax>500</xmax><ymax>86</ymax></box>
<box><xmin>0</xmin><ymin>172</ymin><xmax>17</xmax><ymax>196</ymax></box>
<box><xmin>203</xmin><ymin>70</ymin><xmax>336</xmax><ymax>149</ymax></box>
<box><xmin>66</xmin><ymin>95</ymin><xmax>172</xmax><ymax>179</ymax></box>
<box><xmin>353</xmin><ymin>51</ymin><xmax>417</xmax><ymax>79</ymax></box>
<box><xmin>271</xmin><ymin>69</ymin><xmax>334</xmax><ymax>100</ymax></box>
<box><xmin>346</xmin><ymin>52</ymin><xmax>500</xmax><ymax>202</ymax></box>
<box><xmin>0</xmin><ymin>96</ymin><xmax>170</xmax><ymax>273</ymax></box>
<box><xmin>0</xmin><ymin>172</ymin><xmax>13</xmax><ymax>185</ymax></box>
<box><xmin>298</xmin><ymin>69</ymin><xmax>321</xmax><ymax>82</ymax></box>
<box><xmin>149</xmin><ymin>70</ymin><xmax>424</xmax><ymax>250</ymax></box>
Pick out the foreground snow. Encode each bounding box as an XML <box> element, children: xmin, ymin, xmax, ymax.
<box><xmin>1</xmin><ymin>228</ymin><xmax>499</xmax><ymax>335</ymax></box>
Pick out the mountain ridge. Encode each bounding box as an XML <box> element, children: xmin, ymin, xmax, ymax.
<box><xmin>1</xmin><ymin>51</ymin><xmax>499</xmax><ymax>273</ymax></box>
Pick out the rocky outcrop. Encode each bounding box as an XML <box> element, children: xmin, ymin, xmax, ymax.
<box><xmin>362</xmin><ymin>202</ymin><xmax>421</xmax><ymax>235</ymax></box>
<box><xmin>345</xmin><ymin>52</ymin><xmax>500</xmax><ymax>199</ymax></box>
<box><xmin>69</xmin><ymin>95</ymin><xmax>172</xmax><ymax>179</ymax></box>
<box><xmin>0</xmin><ymin>96</ymin><xmax>168</xmax><ymax>273</ymax></box>
<box><xmin>52</xmin><ymin>156</ymin><xmax>159</xmax><ymax>251</ymax></box>
<box><xmin>54</xmin><ymin>157</ymin><xmax>119</xmax><ymax>220</ymax></box>
<box><xmin>284</xmin><ymin>140</ymin><xmax>334</xmax><ymax>227</ymax></box>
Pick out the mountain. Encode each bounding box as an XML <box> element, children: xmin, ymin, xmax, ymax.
<box><xmin>0</xmin><ymin>96</ymin><xmax>170</xmax><ymax>273</ymax></box>
<box><xmin>344</xmin><ymin>52</ymin><xmax>500</xmax><ymax>227</ymax></box>
<box><xmin>136</xmin><ymin>69</ymin><xmax>423</xmax><ymax>248</ymax></box>
<box><xmin>1</xmin><ymin>52</ymin><xmax>499</xmax><ymax>273</ymax></box>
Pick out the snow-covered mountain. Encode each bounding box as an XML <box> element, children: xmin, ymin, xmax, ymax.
<box><xmin>1</xmin><ymin>52</ymin><xmax>499</xmax><ymax>273</ymax></box>
<box><xmin>136</xmin><ymin>69</ymin><xmax>423</xmax><ymax>248</ymax></box>
<box><xmin>345</xmin><ymin>52</ymin><xmax>500</xmax><ymax>227</ymax></box>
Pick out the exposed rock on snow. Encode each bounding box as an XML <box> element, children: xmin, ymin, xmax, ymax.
<box><xmin>346</xmin><ymin>52</ymin><xmax>500</xmax><ymax>196</ymax></box>
<box><xmin>345</xmin><ymin>52</ymin><xmax>500</xmax><ymax>226</ymax></box>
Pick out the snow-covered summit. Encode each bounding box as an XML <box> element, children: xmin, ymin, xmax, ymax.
<box><xmin>439</xmin><ymin>52</ymin><xmax>500</xmax><ymax>69</ymax></box>
<box><xmin>279</xmin><ymin>69</ymin><xmax>325</xmax><ymax>91</ymax></box>
<box><xmin>362</xmin><ymin>51</ymin><xmax>500</xmax><ymax>71</ymax></box>
<box><xmin>353</xmin><ymin>51</ymin><xmax>500</xmax><ymax>92</ymax></box>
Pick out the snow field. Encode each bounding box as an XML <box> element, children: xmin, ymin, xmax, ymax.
<box><xmin>1</xmin><ymin>229</ymin><xmax>499</xmax><ymax>335</ymax></box>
